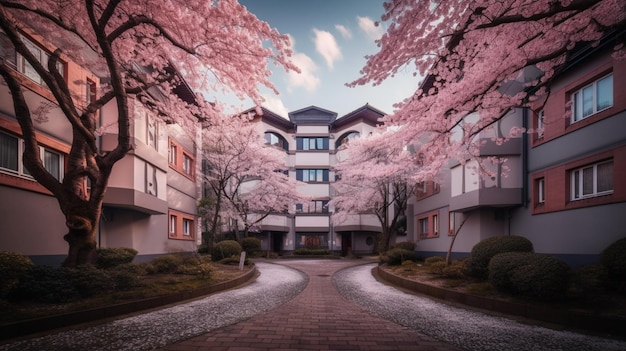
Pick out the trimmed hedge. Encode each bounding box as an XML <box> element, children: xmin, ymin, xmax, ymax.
<box><xmin>391</xmin><ymin>241</ymin><xmax>416</xmax><ymax>252</ymax></box>
<box><xmin>212</xmin><ymin>240</ymin><xmax>242</xmax><ymax>261</ymax></box>
<box><xmin>600</xmin><ymin>237</ymin><xmax>626</xmax><ymax>291</ymax></box>
<box><xmin>489</xmin><ymin>252</ymin><xmax>570</xmax><ymax>300</ymax></box>
<box><xmin>467</xmin><ymin>235</ymin><xmax>534</xmax><ymax>279</ymax></box>
<box><xmin>96</xmin><ymin>247</ymin><xmax>138</xmax><ymax>269</ymax></box>
<box><xmin>383</xmin><ymin>248</ymin><xmax>418</xmax><ymax>266</ymax></box>
<box><xmin>241</xmin><ymin>237</ymin><xmax>262</xmax><ymax>255</ymax></box>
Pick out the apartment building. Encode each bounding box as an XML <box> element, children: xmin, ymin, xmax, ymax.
<box><xmin>0</xmin><ymin>28</ymin><xmax>201</xmax><ymax>264</ymax></box>
<box><xmin>246</xmin><ymin>104</ymin><xmax>385</xmax><ymax>255</ymax></box>
<box><xmin>408</xmin><ymin>31</ymin><xmax>626</xmax><ymax>267</ymax></box>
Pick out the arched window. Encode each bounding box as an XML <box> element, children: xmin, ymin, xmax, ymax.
<box><xmin>264</xmin><ymin>132</ymin><xmax>288</xmax><ymax>151</ymax></box>
<box><xmin>335</xmin><ymin>131</ymin><xmax>360</xmax><ymax>148</ymax></box>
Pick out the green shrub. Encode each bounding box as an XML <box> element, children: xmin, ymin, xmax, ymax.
<box><xmin>509</xmin><ymin>254</ymin><xmax>570</xmax><ymax>300</ymax></box>
<box><xmin>488</xmin><ymin>252</ymin><xmax>536</xmax><ymax>292</ymax></box>
<box><xmin>570</xmin><ymin>264</ymin><xmax>609</xmax><ymax>298</ymax></box>
<box><xmin>489</xmin><ymin>252</ymin><xmax>570</xmax><ymax>300</ymax></box>
<box><xmin>96</xmin><ymin>247</ymin><xmax>138</xmax><ymax>269</ymax></box>
<box><xmin>292</xmin><ymin>248</ymin><xmax>332</xmax><ymax>256</ymax></box>
<box><xmin>0</xmin><ymin>251</ymin><xmax>33</xmax><ymax>297</ymax></box>
<box><xmin>147</xmin><ymin>254</ymin><xmax>186</xmax><ymax>274</ymax></box>
<box><xmin>600</xmin><ymin>237</ymin><xmax>626</xmax><ymax>291</ymax></box>
<box><xmin>69</xmin><ymin>265</ymin><xmax>115</xmax><ymax>298</ymax></box>
<box><xmin>241</xmin><ymin>237</ymin><xmax>262</xmax><ymax>255</ymax></box>
<box><xmin>424</xmin><ymin>256</ymin><xmax>445</xmax><ymax>266</ymax></box>
<box><xmin>392</xmin><ymin>241</ymin><xmax>416</xmax><ymax>251</ymax></box>
<box><xmin>177</xmin><ymin>262</ymin><xmax>214</xmax><ymax>278</ymax></box>
<box><xmin>442</xmin><ymin>260</ymin><xmax>467</xmax><ymax>278</ymax></box>
<box><xmin>212</xmin><ymin>240</ymin><xmax>242</xmax><ymax>261</ymax></box>
<box><xmin>10</xmin><ymin>265</ymin><xmax>80</xmax><ymax>303</ymax></box>
<box><xmin>384</xmin><ymin>248</ymin><xmax>418</xmax><ymax>266</ymax></box>
<box><xmin>467</xmin><ymin>235</ymin><xmax>534</xmax><ymax>279</ymax></box>
<box><xmin>428</xmin><ymin>261</ymin><xmax>447</xmax><ymax>275</ymax></box>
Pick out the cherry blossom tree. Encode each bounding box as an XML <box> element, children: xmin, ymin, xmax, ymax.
<box><xmin>350</xmin><ymin>0</ymin><xmax>626</xmax><ymax>171</ymax></box>
<box><xmin>0</xmin><ymin>0</ymin><xmax>297</xmax><ymax>267</ymax></box>
<box><xmin>200</xmin><ymin>112</ymin><xmax>305</xmax><ymax>243</ymax></box>
<box><xmin>330</xmin><ymin>131</ymin><xmax>419</xmax><ymax>253</ymax></box>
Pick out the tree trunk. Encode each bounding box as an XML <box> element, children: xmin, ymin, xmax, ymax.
<box><xmin>62</xmin><ymin>212</ymin><xmax>99</xmax><ymax>267</ymax></box>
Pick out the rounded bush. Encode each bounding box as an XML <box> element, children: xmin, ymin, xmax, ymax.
<box><xmin>384</xmin><ymin>248</ymin><xmax>418</xmax><ymax>266</ymax></box>
<box><xmin>392</xmin><ymin>241</ymin><xmax>416</xmax><ymax>252</ymax></box>
<box><xmin>488</xmin><ymin>252</ymin><xmax>536</xmax><ymax>292</ymax></box>
<box><xmin>96</xmin><ymin>247</ymin><xmax>138</xmax><ymax>269</ymax></box>
<box><xmin>241</xmin><ymin>237</ymin><xmax>262</xmax><ymax>255</ymax></box>
<box><xmin>600</xmin><ymin>237</ymin><xmax>626</xmax><ymax>286</ymax></box>
<box><xmin>468</xmin><ymin>235</ymin><xmax>534</xmax><ymax>279</ymax></box>
<box><xmin>0</xmin><ymin>251</ymin><xmax>33</xmax><ymax>297</ymax></box>
<box><xmin>509</xmin><ymin>254</ymin><xmax>570</xmax><ymax>300</ymax></box>
<box><xmin>10</xmin><ymin>265</ymin><xmax>80</xmax><ymax>303</ymax></box>
<box><xmin>212</xmin><ymin>240</ymin><xmax>242</xmax><ymax>261</ymax></box>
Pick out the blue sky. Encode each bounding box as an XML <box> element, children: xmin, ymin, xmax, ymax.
<box><xmin>216</xmin><ymin>0</ymin><xmax>421</xmax><ymax>118</ymax></box>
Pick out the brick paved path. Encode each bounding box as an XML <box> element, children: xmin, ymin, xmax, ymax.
<box><xmin>159</xmin><ymin>259</ymin><xmax>462</xmax><ymax>351</ymax></box>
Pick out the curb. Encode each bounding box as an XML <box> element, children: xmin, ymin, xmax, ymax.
<box><xmin>375</xmin><ymin>266</ymin><xmax>626</xmax><ymax>338</ymax></box>
<box><xmin>0</xmin><ymin>266</ymin><xmax>258</xmax><ymax>341</ymax></box>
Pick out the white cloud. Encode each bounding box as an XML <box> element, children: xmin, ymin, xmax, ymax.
<box><xmin>357</xmin><ymin>16</ymin><xmax>384</xmax><ymax>41</ymax></box>
<box><xmin>261</xmin><ymin>93</ymin><xmax>290</xmax><ymax>118</ymax></box>
<box><xmin>286</xmin><ymin>52</ymin><xmax>320</xmax><ymax>93</ymax></box>
<box><xmin>313</xmin><ymin>28</ymin><xmax>342</xmax><ymax>70</ymax></box>
<box><xmin>335</xmin><ymin>24</ymin><xmax>352</xmax><ymax>39</ymax></box>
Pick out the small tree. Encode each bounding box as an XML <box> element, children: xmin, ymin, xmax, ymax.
<box><xmin>201</xmin><ymin>112</ymin><xmax>305</xmax><ymax>241</ymax></box>
<box><xmin>331</xmin><ymin>131</ymin><xmax>419</xmax><ymax>253</ymax></box>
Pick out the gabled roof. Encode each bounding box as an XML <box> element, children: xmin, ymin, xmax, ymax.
<box><xmin>242</xmin><ymin>106</ymin><xmax>296</xmax><ymax>132</ymax></box>
<box><xmin>288</xmin><ymin>105</ymin><xmax>337</xmax><ymax>125</ymax></box>
<box><xmin>332</xmin><ymin>103</ymin><xmax>386</xmax><ymax>130</ymax></box>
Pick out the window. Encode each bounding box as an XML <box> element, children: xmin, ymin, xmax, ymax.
<box><xmin>336</xmin><ymin>132</ymin><xmax>360</xmax><ymax>148</ymax></box>
<box><xmin>296</xmin><ymin>200</ymin><xmax>329</xmax><ymax>214</ymax></box>
<box><xmin>182</xmin><ymin>218</ymin><xmax>192</xmax><ymax>236</ymax></box>
<box><xmin>297</xmin><ymin>233</ymin><xmax>328</xmax><ymax>248</ymax></box>
<box><xmin>537</xmin><ymin>178</ymin><xmax>545</xmax><ymax>204</ymax></box>
<box><xmin>296</xmin><ymin>137</ymin><xmax>329</xmax><ymax>150</ymax></box>
<box><xmin>571</xmin><ymin>160</ymin><xmax>613</xmax><ymax>200</ymax></box>
<box><xmin>169</xmin><ymin>143</ymin><xmax>177</xmax><ymax>164</ymax></box>
<box><xmin>182</xmin><ymin>154</ymin><xmax>192</xmax><ymax>175</ymax></box>
<box><xmin>0</xmin><ymin>131</ymin><xmax>63</xmax><ymax>181</ymax></box>
<box><xmin>448</xmin><ymin>211</ymin><xmax>456</xmax><ymax>236</ymax></box>
<box><xmin>169</xmin><ymin>215</ymin><xmax>177</xmax><ymax>234</ymax></box>
<box><xmin>169</xmin><ymin>139</ymin><xmax>195</xmax><ymax>180</ymax></box>
<box><xmin>537</xmin><ymin>110</ymin><xmax>544</xmax><ymax>139</ymax></box>
<box><xmin>572</xmin><ymin>74</ymin><xmax>613</xmax><ymax>122</ymax></box>
<box><xmin>418</xmin><ymin>210</ymin><xmax>439</xmax><ymax>239</ymax></box>
<box><xmin>264</xmin><ymin>132</ymin><xmax>288</xmax><ymax>150</ymax></box>
<box><xmin>419</xmin><ymin>218</ymin><xmax>429</xmax><ymax>236</ymax></box>
<box><xmin>296</xmin><ymin>169</ymin><xmax>329</xmax><ymax>182</ymax></box>
<box><xmin>4</xmin><ymin>34</ymin><xmax>66</xmax><ymax>85</ymax></box>
<box><xmin>86</xmin><ymin>79</ymin><xmax>96</xmax><ymax>105</ymax></box>
<box><xmin>168</xmin><ymin>209</ymin><xmax>195</xmax><ymax>240</ymax></box>
<box><xmin>147</xmin><ymin>114</ymin><xmax>157</xmax><ymax>150</ymax></box>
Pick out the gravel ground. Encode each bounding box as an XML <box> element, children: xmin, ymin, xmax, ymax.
<box><xmin>333</xmin><ymin>263</ymin><xmax>626</xmax><ymax>351</ymax></box>
<box><xmin>0</xmin><ymin>263</ymin><xmax>307</xmax><ymax>351</ymax></box>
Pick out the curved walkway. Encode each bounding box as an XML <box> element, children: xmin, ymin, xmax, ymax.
<box><xmin>159</xmin><ymin>259</ymin><xmax>462</xmax><ymax>351</ymax></box>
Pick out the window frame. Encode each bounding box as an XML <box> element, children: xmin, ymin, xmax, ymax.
<box><xmin>296</xmin><ymin>137</ymin><xmax>329</xmax><ymax>151</ymax></box>
<box><xmin>417</xmin><ymin>210</ymin><xmax>440</xmax><ymax>239</ymax></box>
<box><xmin>0</xmin><ymin>131</ymin><xmax>64</xmax><ymax>181</ymax></box>
<box><xmin>570</xmin><ymin>159</ymin><xmax>613</xmax><ymax>201</ymax></box>
<box><xmin>571</xmin><ymin>73</ymin><xmax>613</xmax><ymax>123</ymax></box>
<box><xmin>537</xmin><ymin>178</ymin><xmax>546</xmax><ymax>204</ymax></box>
<box><xmin>168</xmin><ymin>209</ymin><xmax>195</xmax><ymax>241</ymax></box>
<box><xmin>296</xmin><ymin>169</ymin><xmax>329</xmax><ymax>183</ymax></box>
